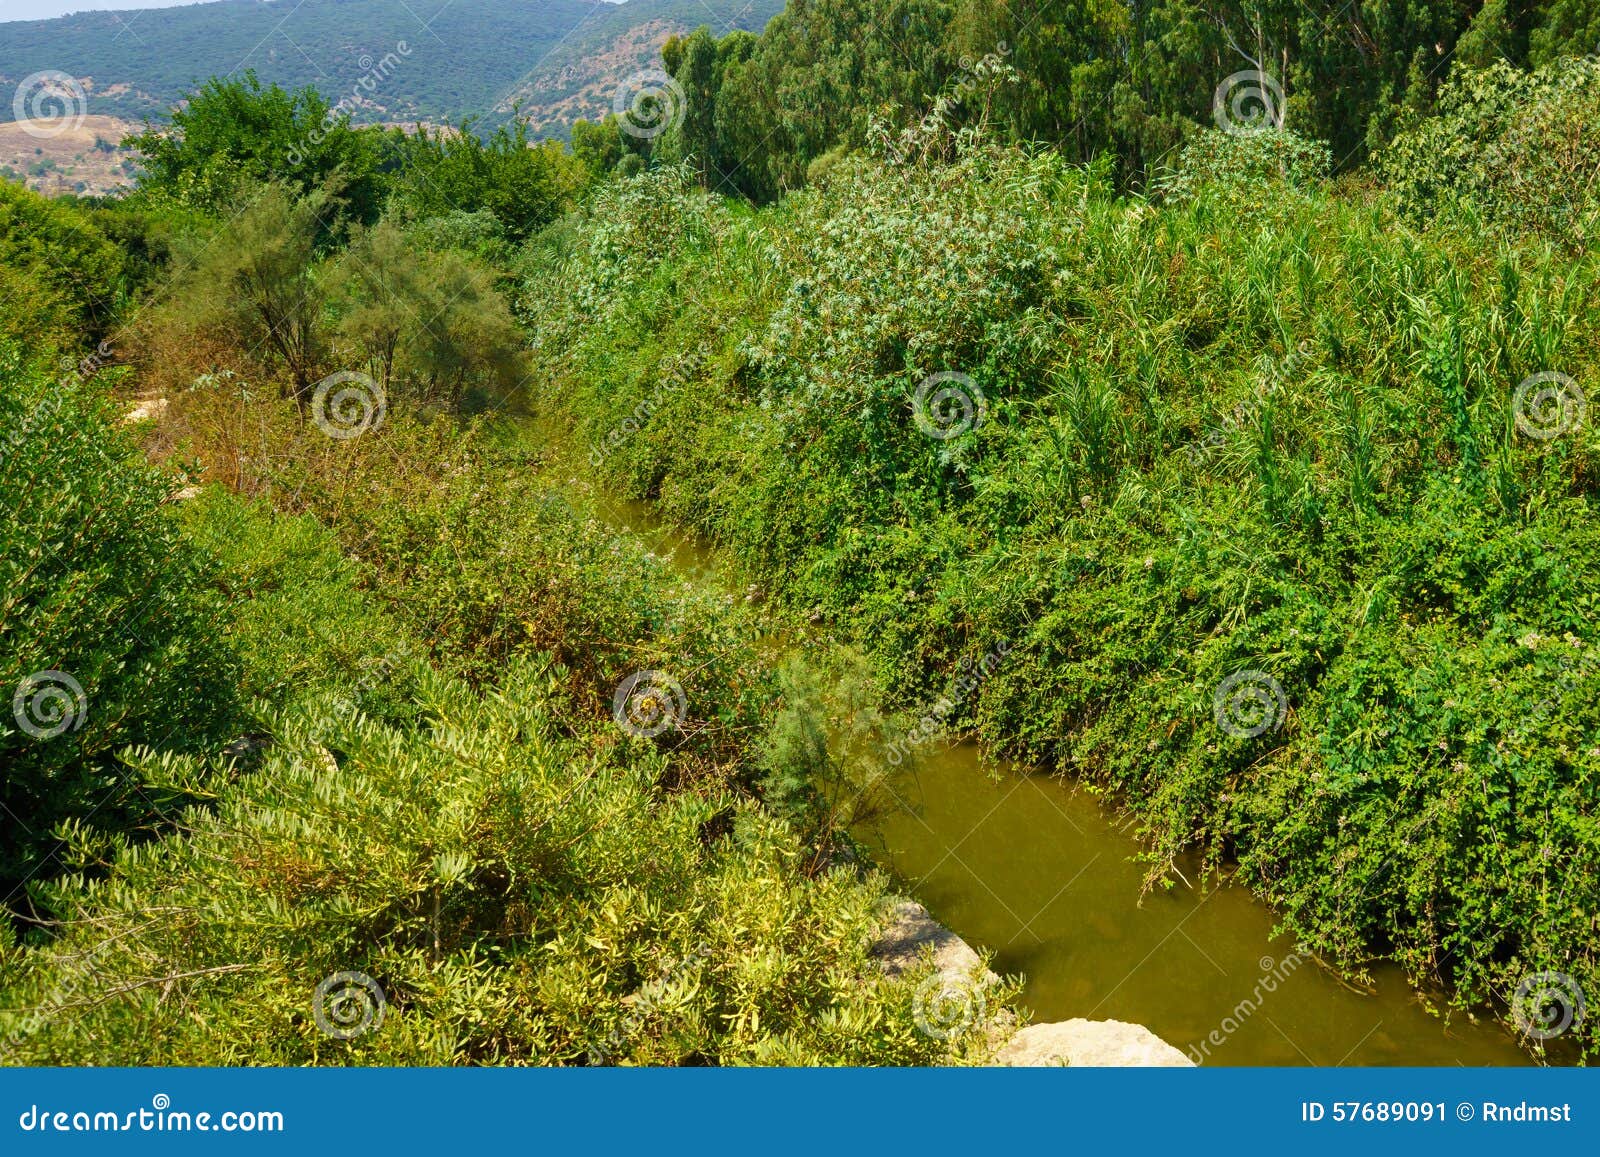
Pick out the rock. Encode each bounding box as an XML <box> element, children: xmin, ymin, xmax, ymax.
<box><xmin>124</xmin><ymin>397</ymin><xmax>168</xmax><ymax>423</ymax></box>
<box><xmin>873</xmin><ymin>899</ymin><xmax>995</xmax><ymax>985</ymax></box>
<box><xmin>871</xmin><ymin>899</ymin><xmax>1191</xmax><ymax>1067</ymax></box>
<box><xmin>995</xmin><ymin>1019</ymin><xmax>1194</xmax><ymax>1068</ymax></box>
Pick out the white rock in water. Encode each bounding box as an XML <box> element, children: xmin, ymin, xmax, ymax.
<box><xmin>873</xmin><ymin>898</ymin><xmax>1192</xmax><ymax>1067</ymax></box>
<box><xmin>873</xmin><ymin>899</ymin><xmax>995</xmax><ymax>985</ymax></box>
<box><xmin>995</xmin><ymin>1019</ymin><xmax>1194</xmax><ymax>1067</ymax></box>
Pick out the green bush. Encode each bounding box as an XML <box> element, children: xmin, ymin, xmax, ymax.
<box><xmin>1</xmin><ymin>482</ymin><xmax>1004</xmax><ymax>1066</ymax></box>
<box><xmin>388</xmin><ymin>121</ymin><xmax>583</xmax><ymax>242</ymax></box>
<box><xmin>0</xmin><ymin>350</ymin><xmax>239</xmax><ymax>896</ymax></box>
<box><xmin>1</xmin><ymin>652</ymin><xmax>1001</xmax><ymax>1065</ymax></box>
<box><xmin>1382</xmin><ymin>57</ymin><xmax>1600</xmax><ymax>252</ymax></box>
<box><xmin>0</xmin><ymin>183</ymin><xmax>126</xmax><ymax>348</ymax></box>
<box><xmin>1155</xmin><ymin>128</ymin><xmax>1332</xmax><ymax>206</ymax></box>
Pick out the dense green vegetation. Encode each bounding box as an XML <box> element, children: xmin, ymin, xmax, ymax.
<box><xmin>0</xmin><ymin>183</ymin><xmax>126</xmax><ymax>347</ymax></box>
<box><xmin>3</xmin><ymin>2</ymin><xmax>1599</xmax><ymax>1067</ymax></box>
<box><xmin>0</xmin><ymin>352</ymin><xmax>236</xmax><ymax>893</ymax></box>
<box><xmin>2</xmin><ymin>392</ymin><xmax>989</xmax><ymax>1064</ymax></box>
<box><xmin>632</xmin><ymin>0</ymin><xmax>1600</xmax><ymax>198</ymax></box>
<box><xmin>521</xmin><ymin>94</ymin><xmax>1600</xmax><ymax>1057</ymax></box>
<box><xmin>0</xmin><ymin>324</ymin><xmax>993</xmax><ymax>1061</ymax></box>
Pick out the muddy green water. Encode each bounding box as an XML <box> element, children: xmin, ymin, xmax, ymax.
<box><xmin>543</xmin><ymin>437</ymin><xmax>1533</xmax><ymax>1066</ymax></box>
<box><xmin>869</xmin><ymin>746</ymin><xmax>1531</xmax><ymax>1066</ymax></box>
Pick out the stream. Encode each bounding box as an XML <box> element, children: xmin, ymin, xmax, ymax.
<box><xmin>531</xmin><ymin>428</ymin><xmax>1537</xmax><ymax>1067</ymax></box>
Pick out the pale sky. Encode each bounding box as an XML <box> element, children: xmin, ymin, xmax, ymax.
<box><xmin>0</xmin><ymin>0</ymin><xmax>216</xmax><ymax>20</ymax></box>
<box><xmin>0</xmin><ymin>0</ymin><xmax>624</xmax><ymax>21</ymax></box>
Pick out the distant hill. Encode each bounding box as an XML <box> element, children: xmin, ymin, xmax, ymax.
<box><xmin>495</xmin><ymin>0</ymin><xmax>782</xmax><ymax>137</ymax></box>
<box><xmin>0</xmin><ymin>0</ymin><xmax>782</xmax><ymax>139</ymax></box>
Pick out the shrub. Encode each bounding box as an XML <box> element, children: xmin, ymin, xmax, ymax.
<box><xmin>0</xmin><ymin>182</ymin><xmax>125</xmax><ymax>348</ymax></box>
<box><xmin>1154</xmin><ymin>128</ymin><xmax>1333</xmax><ymax>206</ymax></box>
<box><xmin>143</xmin><ymin>183</ymin><xmax>333</xmax><ymax>405</ymax></box>
<box><xmin>333</xmin><ymin>219</ymin><xmax>527</xmax><ymax>410</ymax></box>
<box><xmin>1382</xmin><ymin>57</ymin><xmax>1600</xmax><ymax>252</ymax></box>
<box><xmin>0</xmin><ymin>651</ymin><xmax>1005</xmax><ymax>1066</ymax></box>
<box><xmin>0</xmin><ymin>350</ymin><xmax>238</xmax><ymax>899</ymax></box>
<box><xmin>389</xmin><ymin>121</ymin><xmax>584</xmax><ymax>242</ymax></box>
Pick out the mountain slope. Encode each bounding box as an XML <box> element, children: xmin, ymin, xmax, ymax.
<box><xmin>495</xmin><ymin>0</ymin><xmax>783</xmax><ymax>135</ymax></box>
<box><xmin>0</xmin><ymin>0</ymin><xmax>781</xmax><ymax>137</ymax></box>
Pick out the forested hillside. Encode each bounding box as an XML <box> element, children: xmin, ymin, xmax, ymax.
<box><xmin>627</xmin><ymin>0</ymin><xmax>1600</xmax><ymax>197</ymax></box>
<box><xmin>0</xmin><ymin>0</ymin><xmax>780</xmax><ymax>135</ymax></box>
<box><xmin>1</xmin><ymin>0</ymin><xmax>1597</xmax><ymax>1068</ymax></box>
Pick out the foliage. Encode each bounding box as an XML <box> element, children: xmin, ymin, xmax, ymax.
<box><xmin>389</xmin><ymin>121</ymin><xmax>585</xmax><ymax>242</ymax></box>
<box><xmin>153</xmin><ymin>182</ymin><xmax>334</xmax><ymax>404</ymax></box>
<box><xmin>0</xmin><ymin>652</ymin><xmax>996</xmax><ymax>1066</ymax></box>
<box><xmin>136</xmin><ymin>186</ymin><xmax>526</xmax><ymax>416</ymax></box>
<box><xmin>1382</xmin><ymin>56</ymin><xmax>1600</xmax><ymax>253</ymax></box>
<box><xmin>125</xmin><ymin>74</ymin><xmax>392</xmax><ymax>223</ymax></box>
<box><xmin>333</xmin><ymin>219</ymin><xmax>527</xmax><ymax>409</ymax></box>
<box><xmin>0</xmin><ymin>402</ymin><xmax>1006</xmax><ymax>1065</ymax></box>
<box><xmin>570</xmin><ymin>117</ymin><xmax>628</xmax><ymax>184</ymax></box>
<box><xmin>1155</xmin><ymin>127</ymin><xmax>1332</xmax><ymax>205</ymax></box>
<box><xmin>0</xmin><ymin>349</ymin><xmax>238</xmax><ymax>900</ymax></box>
<box><xmin>519</xmin><ymin>139</ymin><xmax>1600</xmax><ymax>1058</ymax></box>
<box><xmin>0</xmin><ymin>182</ymin><xmax>125</xmax><ymax>348</ymax></box>
<box><xmin>644</xmin><ymin>0</ymin><xmax>1600</xmax><ymax>201</ymax></box>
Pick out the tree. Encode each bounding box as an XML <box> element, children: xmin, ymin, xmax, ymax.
<box><xmin>390</xmin><ymin>119</ymin><xmax>583</xmax><ymax>241</ymax></box>
<box><xmin>334</xmin><ymin>219</ymin><xmax>526</xmax><ymax>409</ymax></box>
<box><xmin>674</xmin><ymin>28</ymin><xmax>720</xmax><ymax>185</ymax></box>
<box><xmin>177</xmin><ymin>183</ymin><xmax>334</xmax><ymax>406</ymax></box>
<box><xmin>571</xmin><ymin>116</ymin><xmax>626</xmax><ymax>184</ymax></box>
<box><xmin>125</xmin><ymin>72</ymin><xmax>390</xmax><ymax>222</ymax></box>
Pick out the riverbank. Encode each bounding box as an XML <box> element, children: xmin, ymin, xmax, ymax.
<box><xmin>525</xmin><ymin>423</ymin><xmax>1538</xmax><ymax>1066</ymax></box>
<box><xmin>513</xmin><ymin>156</ymin><xmax>1598</xmax><ymax>1063</ymax></box>
<box><xmin>874</xmin><ymin>898</ymin><xmax>1192</xmax><ymax>1066</ymax></box>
